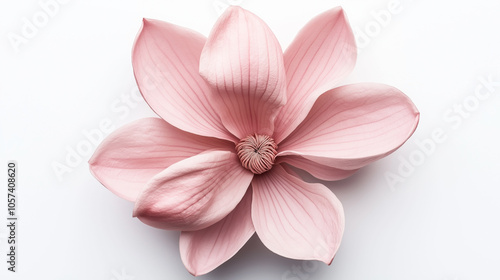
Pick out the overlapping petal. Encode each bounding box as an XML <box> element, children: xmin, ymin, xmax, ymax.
<box><xmin>133</xmin><ymin>18</ymin><xmax>236</xmax><ymax>142</ymax></box>
<box><xmin>89</xmin><ymin>118</ymin><xmax>231</xmax><ymax>202</ymax></box>
<box><xmin>251</xmin><ymin>165</ymin><xmax>344</xmax><ymax>264</ymax></box>
<box><xmin>278</xmin><ymin>83</ymin><xmax>420</xmax><ymax>170</ymax></box>
<box><xmin>278</xmin><ymin>156</ymin><xmax>358</xmax><ymax>181</ymax></box>
<box><xmin>133</xmin><ymin>150</ymin><xmax>253</xmax><ymax>231</ymax></box>
<box><xmin>274</xmin><ymin>7</ymin><xmax>357</xmax><ymax>143</ymax></box>
<box><xmin>199</xmin><ymin>6</ymin><xmax>287</xmax><ymax>139</ymax></box>
<box><xmin>180</xmin><ymin>188</ymin><xmax>254</xmax><ymax>276</ymax></box>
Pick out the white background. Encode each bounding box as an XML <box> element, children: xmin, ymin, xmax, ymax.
<box><xmin>1</xmin><ymin>0</ymin><xmax>500</xmax><ymax>279</ymax></box>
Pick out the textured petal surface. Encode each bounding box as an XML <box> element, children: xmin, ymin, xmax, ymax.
<box><xmin>274</xmin><ymin>7</ymin><xmax>357</xmax><ymax>143</ymax></box>
<box><xmin>89</xmin><ymin>118</ymin><xmax>230</xmax><ymax>202</ymax></box>
<box><xmin>180</xmin><ymin>188</ymin><xmax>254</xmax><ymax>276</ymax></box>
<box><xmin>199</xmin><ymin>6</ymin><xmax>287</xmax><ymax>139</ymax></box>
<box><xmin>133</xmin><ymin>18</ymin><xmax>236</xmax><ymax>142</ymax></box>
<box><xmin>278</xmin><ymin>156</ymin><xmax>358</xmax><ymax>181</ymax></box>
<box><xmin>279</xmin><ymin>83</ymin><xmax>420</xmax><ymax>170</ymax></box>
<box><xmin>133</xmin><ymin>150</ymin><xmax>253</xmax><ymax>231</ymax></box>
<box><xmin>252</xmin><ymin>165</ymin><xmax>344</xmax><ymax>264</ymax></box>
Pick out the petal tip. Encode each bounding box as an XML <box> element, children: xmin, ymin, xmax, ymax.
<box><xmin>132</xmin><ymin>196</ymin><xmax>155</xmax><ymax>220</ymax></box>
<box><xmin>87</xmin><ymin>155</ymin><xmax>95</xmax><ymax>166</ymax></box>
<box><xmin>332</xmin><ymin>6</ymin><xmax>343</xmax><ymax>13</ymax></box>
<box><xmin>409</xmin><ymin>110</ymin><xmax>420</xmax><ymax>137</ymax></box>
<box><xmin>180</xmin><ymin>252</ymin><xmax>212</xmax><ymax>276</ymax></box>
<box><xmin>139</xmin><ymin>18</ymin><xmax>162</xmax><ymax>34</ymax></box>
<box><xmin>316</xmin><ymin>240</ymin><xmax>340</xmax><ymax>265</ymax></box>
<box><xmin>325</xmin><ymin>6</ymin><xmax>346</xmax><ymax>19</ymax></box>
<box><xmin>325</xmin><ymin>255</ymin><xmax>335</xmax><ymax>265</ymax></box>
<box><xmin>185</xmin><ymin>265</ymin><xmax>204</xmax><ymax>277</ymax></box>
<box><xmin>142</xmin><ymin>18</ymin><xmax>154</xmax><ymax>26</ymax></box>
<box><xmin>132</xmin><ymin>198</ymin><xmax>146</xmax><ymax>218</ymax></box>
<box><xmin>225</xmin><ymin>5</ymin><xmax>249</xmax><ymax>15</ymax></box>
<box><xmin>316</xmin><ymin>246</ymin><xmax>337</xmax><ymax>265</ymax></box>
<box><xmin>131</xmin><ymin>205</ymin><xmax>140</xmax><ymax>218</ymax></box>
<box><xmin>226</xmin><ymin>5</ymin><xmax>243</xmax><ymax>11</ymax></box>
<box><xmin>217</xmin><ymin>5</ymin><xmax>244</xmax><ymax>21</ymax></box>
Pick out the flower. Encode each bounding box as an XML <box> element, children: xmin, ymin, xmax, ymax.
<box><xmin>89</xmin><ymin>6</ymin><xmax>419</xmax><ymax>276</ymax></box>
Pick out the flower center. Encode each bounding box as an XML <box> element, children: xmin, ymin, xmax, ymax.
<box><xmin>236</xmin><ymin>134</ymin><xmax>278</xmax><ymax>174</ymax></box>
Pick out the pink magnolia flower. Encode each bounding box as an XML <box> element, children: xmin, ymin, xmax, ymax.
<box><xmin>89</xmin><ymin>6</ymin><xmax>419</xmax><ymax>276</ymax></box>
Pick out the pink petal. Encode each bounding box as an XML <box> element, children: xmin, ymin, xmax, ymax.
<box><xmin>133</xmin><ymin>150</ymin><xmax>253</xmax><ymax>231</ymax></box>
<box><xmin>89</xmin><ymin>118</ymin><xmax>230</xmax><ymax>202</ymax></box>
<box><xmin>278</xmin><ymin>156</ymin><xmax>358</xmax><ymax>181</ymax></box>
<box><xmin>278</xmin><ymin>83</ymin><xmax>420</xmax><ymax>170</ymax></box>
<box><xmin>132</xmin><ymin>18</ymin><xmax>236</xmax><ymax>142</ymax></box>
<box><xmin>274</xmin><ymin>7</ymin><xmax>357</xmax><ymax>143</ymax></box>
<box><xmin>199</xmin><ymin>6</ymin><xmax>287</xmax><ymax>139</ymax></box>
<box><xmin>180</xmin><ymin>188</ymin><xmax>254</xmax><ymax>276</ymax></box>
<box><xmin>251</xmin><ymin>165</ymin><xmax>344</xmax><ymax>264</ymax></box>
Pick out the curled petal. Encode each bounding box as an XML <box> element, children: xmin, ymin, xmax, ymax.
<box><xmin>274</xmin><ymin>7</ymin><xmax>357</xmax><ymax>143</ymax></box>
<box><xmin>180</xmin><ymin>188</ymin><xmax>254</xmax><ymax>276</ymax></box>
<box><xmin>133</xmin><ymin>150</ymin><xmax>253</xmax><ymax>231</ymax></box>
<box><xmin>89</xmin><ymin>118</ymin><xmax>230</xmax><ymax>202</ymax></box>
<box><xmin>278</xmin><ymin>156</ymin><xmax>358</xmax><ymax>181</ymax></box>
<box><xmin>133</xmin><ymin>18</ymin><xmax>236</xmax><ymax>142</ymax></box>
<box><xmin>278</xmin><ymin>83</ymin><xmax>420</xmax><ymax>170</ymax></box>
<box><xmin>199</xmin><ymin>6</ymin><xmax>287</xmax><ymax>139</ymax></box>
<box><xmin>251</xmin><ymin>165</ymin><xmax>345</xmax><ymax>264</ymax></box>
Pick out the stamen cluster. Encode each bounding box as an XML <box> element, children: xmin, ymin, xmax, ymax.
<box><xmin>236</xmin><ymin>134</ymin><xmax>278</xmax><ymax>174</ymax></box>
